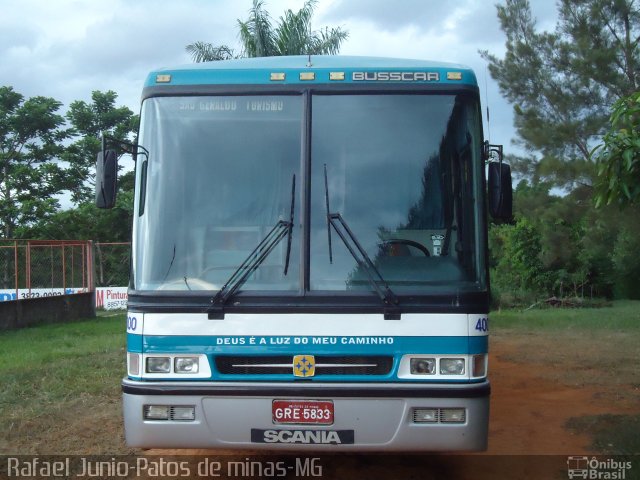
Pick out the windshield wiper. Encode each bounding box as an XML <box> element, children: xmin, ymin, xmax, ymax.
<box><xmin>208</xmin><ymin>174</ymin><xmax>295</xmax><ymax>319</ymax></box>
<box><xmin>324</xmin><ymin>164</ymin><xmax>400</xmax><ymax>319</ymax></box>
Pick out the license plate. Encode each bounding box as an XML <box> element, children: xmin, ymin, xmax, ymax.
<box><xmin>272</xmin><ymin>400</ymin><xmax>334</xmax><ymax>425</ymax></box>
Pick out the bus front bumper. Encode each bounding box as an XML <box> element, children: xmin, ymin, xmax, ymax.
<box><xmin>122</xmin><ymin>379</ymin><xmax>490</xmax><ymax>451</ymax></box>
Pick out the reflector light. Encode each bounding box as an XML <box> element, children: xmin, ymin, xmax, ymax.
<box><xmin>472</xmin><ymin>354</ymin><xmax>487</xmax><ymax>377</ymax></box>
<box><xmin>413</xmin><ymin>408</ymin><xmax>438</xmax><ymax>423</ymax></box>
<box><xmin>329</xmin><ymin>72</ymin><xmax>345</xmax><ymax>81</ymax></box>
<box><xmin>171</xmin><ymin>406</ymin><xmax>196</xmax><ymax>421</ymax></box>
<box><xmin>440</xmin><ymin>408</ymin><xmax>466</xmax><ymax>423</ymax></box>
<box><xmin>299</xmin><ymin>72</ymin><xmax>315</xmax><ymax>81</ymax></box>
<box><xmin>144</xmin><ymin>405</ymin><xmax>170</xmax><ymax>420</ymax></box>
<box><xmin>155</xmin><ymin>74</ymin><xmax>172</xmax><ymax>83</ymax></box>
<box><xmin>270</xmin><ymin>72</ymin><xmax>286</xmax><ymax>81</ymax></box>
<box><xmin>447</xmin><ymin>71</ymin><xmax>463</xmax><ymax>80</ymax></box>
<box><xmin>128</xmin><ymin>353</ymin><xmax>140</xmax><ymax>376</ymax></box>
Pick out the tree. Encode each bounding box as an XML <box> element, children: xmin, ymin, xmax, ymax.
<box><xmin>481</xmin><ymin>0</ymin><xmax>639</xmax><ymax>189</ymax></box>
<box><xmin>0</xmin><ymin>86</ymin><xmax>69</xmax><ymax>239</ymax></box>
<box><xmin>64</xmin><ymin>90</ymin><xmax>137</xmax><ymax>205</ymax></box>
<box><xmin>592</xmin><ymin>91</ymin><xmax>640</xmax><ymax>207</ymax></box>
<box><xmin>186</xmin><ymin>0</ymin><xmax>348</xmax><ymax>62</ymax></box>
<box><xmin>490</xmin><ymin>217</ymin><xmax>546</xmax><ymax>305</ymax></box>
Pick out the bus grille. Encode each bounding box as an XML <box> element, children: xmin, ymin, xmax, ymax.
<box><xmin>215</xmin><ymin>355</ymin><xmax>393</xmax><ymax>376</ymax></box>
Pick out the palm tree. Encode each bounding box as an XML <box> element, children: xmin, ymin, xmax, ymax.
<box><xmin>185</xmin><ymin>43</ymin><xmax>237</xmax><ymax>63</ymax></box>
<box><xmin>186</xmin><ymin>0</ymin><xmax>348</xmax><ymax>62</ymax></box>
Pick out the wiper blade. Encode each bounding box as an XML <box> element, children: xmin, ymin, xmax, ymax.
<box><xmin>323</xmin><ymin>164</ymin><xmax>400</xmax><ymax>317</ymax></box>
<box><xmin>283</xmin><ymin>174</ymin><xmax>296</xmax><ymax>275</ymax></box>
<box><xmin>208</xmin><ymin>174</ymin><xmax>295</xmax><ymax>319</ymax></box>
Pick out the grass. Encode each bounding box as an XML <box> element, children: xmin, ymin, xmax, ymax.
<box><xmin>490</xmin><ymin>301</ymin><xmax>639</xmax><ymax>391</ymax></box>
<box><xmin>491</xmin><ymin>299</ymin><xmax>640</xmax><ymax>331</ymax></box>
<box><xmin>492</xmin><ymin>300</ymin><xmax>640</xmax><ymax>456</ymax></box>
<box><xmin>0</xmin><ymin>313</ymin><xmax>130</xmax><ymax>454</ymax></box>
<box><xmin>566</xmin><ymin>415</ymin><xmax>640</xmax><ymax>455</ymax></box>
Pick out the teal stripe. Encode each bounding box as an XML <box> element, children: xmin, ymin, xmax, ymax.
<box><xmin>127</xmin><ymin>333</ymin><xmax>143</xmax><ymax>353</ymax></box>
<box><xmin>146</xmin><ymin>67</ymin><xmax>476</xmax><ymax>87</ymax></box>
<box><xmin>140</xmin><ymin>335</ymin><xmax>487</xmax><ymax>355</ymax></box>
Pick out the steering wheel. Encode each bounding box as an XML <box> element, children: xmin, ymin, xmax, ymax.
<box><xmin>381</xmin><ymin>239</ymin><xmax>430</xmax><ymax>257</ymax></box>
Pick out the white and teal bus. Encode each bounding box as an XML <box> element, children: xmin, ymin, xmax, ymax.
<box><xmin>97</xmin><ymin>56</ymin><xmax>512</xmax><ymax>451</ymax></box>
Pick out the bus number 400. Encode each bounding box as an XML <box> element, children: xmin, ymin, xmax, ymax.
<box><xmin>475</xmin><ymin>318</ymin><xmax>488</xmax><ymax>332</ymax></box>
<box><xmin>127</xmin><ymin>316</ymin><xmax>138</xmax><ymax>331</ymax></box>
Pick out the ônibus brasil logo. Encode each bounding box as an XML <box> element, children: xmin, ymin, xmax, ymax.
<box><xmin>567</xmin><ymin>456</ymin><xmax>632</xmax><ymax>479</ymax></box>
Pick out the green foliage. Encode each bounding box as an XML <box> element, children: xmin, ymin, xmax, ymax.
<box><xmin>64</xmin><ymin>90</ymin><xmax>138</xmax><ymax>205</ymax></box>
<box><xmin>0</xmin><ymin>86</ymin><xmax>69</xmax><ymax>238</ymax></box>
<box><xmin>593</xmin><ymin>91</ymin><xmax>640</xmax><ymax>207</ymax></box>
<box><xmin>481</xmin><ymin>0</ymin><xmax>639</xmax><ymax>189</ymax></box>
<box><xmin>490</xmin><ymin>216</ymin><xmax>546</xmax><ymax>305</ymax></box>
<box><xmin>187</xmin><ymin>0</ymin><xmax>348</xmax><ymax>62</ymax></box>
<box><xmin>612</xmin><ymin>221</ymin><xmax>640</xmax><ymax>299</ymax></box>
<box><xmin>21</xmin><ymin>188</ymin><xmax>134</xmax><ymax>242</ymax></box>
<box><xmin>490</xmin><ymin>180</ymin><xmax>640</xmax><ymax>305</ymax></box>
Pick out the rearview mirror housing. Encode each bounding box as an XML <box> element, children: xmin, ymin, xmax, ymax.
<box><xmin>488</xmin><ymin>161</ymin><xmax>513</xmax><ymax>221</ymax></box>
<box><xmin>95</xmin><ymin>149</ymin><xmax>118</xmax><ymax>209</ymax></box>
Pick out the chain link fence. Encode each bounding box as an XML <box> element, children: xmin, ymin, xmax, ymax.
<box><xmin>94</xmin><ymin>242</ymin><xmax>131</xmax><ymax>287</ymax></box>
<box><xmin>0</xmin><ymin>240</ymin><xmax>131</xmax><ymax>302</ymax></box>
<box><xmin>0</xmin><ymin>240</ymin><xmax>92</xmax><ymax>300</ymax></box>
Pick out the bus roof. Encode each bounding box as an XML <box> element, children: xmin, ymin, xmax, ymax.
<box><xmin>145</xmin><ymin>55</ymin><xmax>478</xmax><ymax>88</ymax></box>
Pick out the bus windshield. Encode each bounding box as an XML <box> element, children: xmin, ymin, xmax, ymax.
<box><xmin>133</xmin><ymin>93</ymin><xmax>486</xmax><ymax>295</ymax></box>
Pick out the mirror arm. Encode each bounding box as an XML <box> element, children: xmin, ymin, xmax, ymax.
<box><xmin>101</xmin><ymin>133</ymin><xmax>149</xmax><ymax>162</ymax></box>
<box><xmin>483</xmin><ymin>141</ymin><xmax>503</xmax><ymax>164</ymax></box>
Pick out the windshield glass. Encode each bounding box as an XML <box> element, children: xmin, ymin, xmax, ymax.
<box><xmin>310</xmin><ymin>94</ymin><xmax>486</xmax><ymax>293</ymax></box>
<box><xmin>134</xmin><ymin>96</ymin><xmax>302</xmax><ymax>291</ymax></box>
<box><xmin>133</xmin><ymin>92</ymin><xmax>486</xmax><ymax>295</ymax></box>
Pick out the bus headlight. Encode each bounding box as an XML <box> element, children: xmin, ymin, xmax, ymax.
<box><xmin>410</xmin><ymin>358</ymin><xmax>436</xmax><ymax>375</ymax></box>
<box><xmin>175</xmin><ymin>357</ymin><xmax>199</xmax><ymax>374</ymax></box>
<box><xmin>440</xmin><ymin>358</ymin><xmax>465</xmax><ymax>375</ymax></box>
<box><xmin>146</xmin><ymin>357</ymin><xmax>171</xmax><ymax>373</ymax></box>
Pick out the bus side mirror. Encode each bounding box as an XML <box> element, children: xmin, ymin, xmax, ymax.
<box><xmin>488</xmin><ymin>161</ymin><xmax>513</xmax><ymax>221</ymax></box>
<box><xmin>95</xmin><ymin>149</ymin><xmax>118</xmax><ymax>209</ymax></box>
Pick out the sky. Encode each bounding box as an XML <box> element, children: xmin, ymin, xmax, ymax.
<box><xmin>1</xmin><ymin>0</ymin><xmax>559</xmax><ymax>153</ymax></box>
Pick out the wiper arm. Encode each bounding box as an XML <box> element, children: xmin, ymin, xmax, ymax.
<box><xmin>208</xmin><ymin>174</ymin><xmax>295</xmax><ymax>319</ymax></box>
<box><xmin>324</xmin><ymin>165</ymin><xmax>400</xmax><ymax>318</ymax></box>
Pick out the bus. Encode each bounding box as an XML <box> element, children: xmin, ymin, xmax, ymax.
<box><xmin>97</xmin><ymin>55</ymin><xmax>512</xmax><ymax>451</ymax></box>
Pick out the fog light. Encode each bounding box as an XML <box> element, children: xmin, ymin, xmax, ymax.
<box><xmin>472</xmin><ymin>354</ymin><xmax>487</xmax><ymax>377</ymax></box>
<box><xmin>175</xmin><ymin>357</ymin><xmax>199</xmax><ymax>374</ymax></box>
<box><xmin>144</xmin><ymin>405</ymin><xmax>170</xmax><ymax>420</ymax></box>
<box><xmin>413</xmin><ymin>408</ymin><xmax>438</xmax><ymax>423</ymax></box>
<box><xmin>410</xmin><ymin>358</ymin><xmax>436</xmax><ymax>375</ymax></box>
<box><xmin>441</xmin><ymin>408</ymin><xmax>466</xmax><ymax>423</ymax></box>
<box><xmin>128</xmin><ymin>353</ymin><xmax>141</xmax><ymax>376</ymax></box>
<box><xmin>171</xmin><ymin>406</ymin><xmax>196</xmax><ymax>421</ymax></box>
<box><xmin>440</xmin><ymin>358</ymin><xmax>465</xmax><ymax>375</ymax></box>
<box><xmin>146</xmin><ymin>357</ymin><xmax>171</xmax><ymax>373</ymax></box>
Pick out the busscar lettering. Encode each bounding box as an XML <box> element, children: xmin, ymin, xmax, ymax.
<box><xmin>352</xmin><ymin>71</ymin><xmax>440</xmax><ymax>82</ymax></box>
